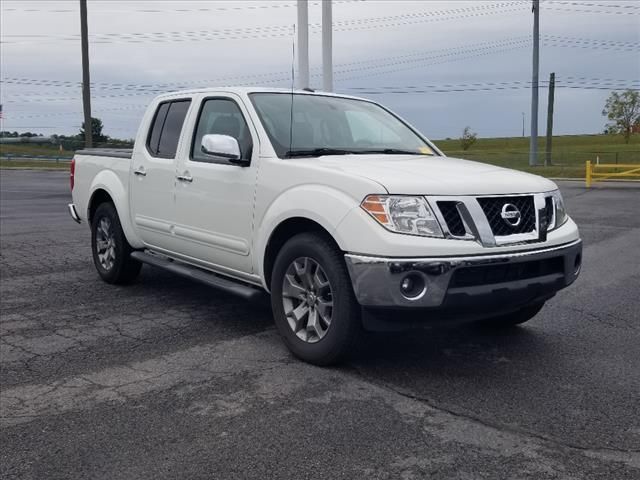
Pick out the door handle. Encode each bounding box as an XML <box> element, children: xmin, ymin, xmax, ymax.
<box><xmin>134</xmin><ymin>168</ymin><xmax>146</xmax><ymax>177</ymax></box>
<box><xmin>176</xmin><ymin>175</ymin><xmax>193</xmax><ymax>183</ymax></box>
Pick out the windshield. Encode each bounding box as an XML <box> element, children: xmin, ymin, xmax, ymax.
<box><xmin>249</xmin><ymin>93</ymin><xmax>437</xmax><ymax>158</ymax></box>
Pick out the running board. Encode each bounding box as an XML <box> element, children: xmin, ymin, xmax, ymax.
<box><xmin>130</xmin><ymin>251</ymin><xmax>266</xmax><ymax>302</ymax></box>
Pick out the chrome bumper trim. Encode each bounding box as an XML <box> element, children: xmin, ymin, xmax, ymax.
<box><xmin>344</xmin><ymin>239</ymin><xmax>582</xmax><ymax>308</ymax></box>
<box><xmin>68</xmin><ymin>203</ymin><xmax>81</xmax><ymax>224</ymax></box>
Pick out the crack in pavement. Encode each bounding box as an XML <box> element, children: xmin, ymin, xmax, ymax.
<box><xmin>2</xmin><ymin>327</ymin><xmax>639</xmax><ymax>473</ymax></box>
<box><xmin>348</xmin><ymin>364</ymin><xmax>640</xmax><ymax>462</ymax></box>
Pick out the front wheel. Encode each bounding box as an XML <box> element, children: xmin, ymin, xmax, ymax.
<box><xmin>91</xmin><ymin>202</ymin><xmax>141</xmax><ymax>284</ymax></box>
<box><xmin>270</xmin><ymin>232</ymin><xmax>361</xmax><ymax>365</ymax></box>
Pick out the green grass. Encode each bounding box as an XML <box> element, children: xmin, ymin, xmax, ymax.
<box><xmin>0</xmin><ymin>143</ymin><xmax>73</xmax><ymax>158</ymax></box>
<box><xmin>2</xmin><ymin>134</ymin><xmax>638</xmax><ymax>178</ymax></box>
<box><xmin>433</xmin><ymin>134</ymin><xmax>640</xmax><ymax>179</ymax></box>
<box><xmin>1</xmin><ymin>160</ymin><xmax>70</xmax><ymax>170</ymax></box>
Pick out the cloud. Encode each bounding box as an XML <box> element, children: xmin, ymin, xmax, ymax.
<box><xmin>1</xmin><ymin>0</ymin><xmax>638</xmax><ymax>138</ymax></box>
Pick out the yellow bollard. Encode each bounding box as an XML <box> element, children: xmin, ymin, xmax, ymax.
<box><xmin>586</xmin><ymin>160</ymin><xmax>592</xmax><ymax>188</ymax></box>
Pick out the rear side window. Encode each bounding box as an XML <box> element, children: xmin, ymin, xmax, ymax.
<box><xmin>146</xmin><ymin>100</ymin><xmax>191</xmax><ymax>158</ymax></box>
<box><xmin>147</xmin><ymin>103</ymin><xmax>169</xmax><ymax>155</ymax></box>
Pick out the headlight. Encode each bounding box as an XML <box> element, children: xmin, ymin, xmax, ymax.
<box><xmin>549</xmin><ymin>190</ymin><xmax>568</xmax><ymax>230</ymax></box>
<box><xmin>361</xmin><ymin>195</ymin><xmax>444</xmax><ymax>237</ymax></box>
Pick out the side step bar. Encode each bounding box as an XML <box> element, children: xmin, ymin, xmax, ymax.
<box><xmin>130</xmin><ymin>251</ymin><xmax>266</xmax><ymax>302</ymax></box>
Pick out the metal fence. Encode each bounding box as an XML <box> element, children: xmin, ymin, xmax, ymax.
<box><xmin>1</xmin><ymin>154</ymin><xmax>73</xmax><ymax>163</ymax></box>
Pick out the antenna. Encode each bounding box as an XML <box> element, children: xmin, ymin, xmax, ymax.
<box><xmin>288</xmin><ymin>24</ymin><xmax>295</xmax><ymax>156</ymax></box>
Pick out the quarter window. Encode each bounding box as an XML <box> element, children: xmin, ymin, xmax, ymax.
<box><xmin>146</xmin><ymin>100</ymin><xmax>191</xmax><ymax>158</ymax></box>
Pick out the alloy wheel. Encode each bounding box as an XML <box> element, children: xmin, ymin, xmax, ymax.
<box><xmin>281</xmin><ymin>257</ymin><xmax>334</xmax><ymax>343</ymax></box>
<box><xmin>95</xmin><ymin>217</ymin><xmax>116</xmax><ymax>271</ymax></box>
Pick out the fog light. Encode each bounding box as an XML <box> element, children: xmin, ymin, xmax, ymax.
<box><xmin>400</xmin><ymin>273</ymin><xmax>426</xmax><ymax>299</ymax></box>
<box><xmin>573</xmin><ymin>253</ymin><xmax>582</xmax><ymax>276</ymax></box>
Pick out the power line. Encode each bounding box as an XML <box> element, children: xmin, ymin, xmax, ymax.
<box><xmin>1</xmin><ymin>1</ymin><xmax>363</xmax><ymax>15</ymax></box>
<box><xmin>6</xmin><ymin>105</ymin><xmax>147</xmax><ymax>120</ymax></box>
<box><xmin>1</xmin><ymin>70</ymin><xmax>291</xmax><ymax>91</ymax></box>
<box><xmin>2</xmin><ymin>2</ymin><xmax>529</xmax><ymax>45</ymax></box>
<box><xmin>346</xmin><ymin>78</ymin><xmax>640</xmax><ymax>90</ymax></box>
<box><xmin>7</xmin><ymin>79</ymin><xmax>637</xmax><ymax>119</ymax></box>
<box><xmin>544</xmin><ymin>5</ymin><xmax>640</xmax><ymax>15</ymax></box>
<box><xmin>4</xmin><ymin>42</ymin><xmax>531</xmax><ymax>104</ymax></box>
<box><xmin>340</xmin><ymin>73</ymin><xmax>640</xmax><ymax>94</ymax></box>
<box><xmin>346</xmin><ymin>86</ymin><xmax>639</xmax><ymax>94</ymax></box>
<box><xmin>1</xmin><ymin>36</ymin><xmax>536</xmax><ymax>99</ymax></box>
<box><xmin>3</xmin><ymin>32</ymin><xmax>636</xmax><ymax>104</ymax></box>
<box><xmin>545</xmin><ymin>1</ymin><xmax>640</xmax><ymax>9</ymax></box>
<box><xmin>4</xmin><ymin>30</ymin><xmax>636</xmax><ymax>103</ymax></box>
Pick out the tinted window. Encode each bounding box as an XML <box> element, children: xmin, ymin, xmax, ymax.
<box><xmin>191</xmin><ymin>99</ymin><xmax>253</xmax><ymax>163</ymax></box>
<box><xmin>147</xmin><ymin>102</ymin><xmax>169</xmax><ymax>156</ymax></box>
<box><xmin>157</xmin><ymin>100</ymin><xmax>191</xmax><ymax>158</ymax></box>
<box><xmin>249</xmin><ymin>93</ymin><xmax>435</xmax><ymax>158</ymax></box>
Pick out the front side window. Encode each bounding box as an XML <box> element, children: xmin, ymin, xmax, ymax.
<box><xmin>146</xmin><ymin>99</ymin><xmax>191</xmax><ymax>158</ymax></box>
<box><xmin>249</xmin><ymin>93</ymin><xmax>436</xmax><ymax>158</ymax></box>
<box><xmin>191</xmin><ymin>98</ymin><xmax>253</xmax><ymax>163</ymax></box>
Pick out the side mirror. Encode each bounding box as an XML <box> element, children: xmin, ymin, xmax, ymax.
<box><xmin>200</xmin><ymin>134</ymin><xmax>248</xmax><ymax>165</ymax></box>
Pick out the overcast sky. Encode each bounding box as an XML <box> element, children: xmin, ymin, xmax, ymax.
<box><xmin>1</xmin><ymin>0</ymin><xmax>639</xmax><ymax>140</ymax></box>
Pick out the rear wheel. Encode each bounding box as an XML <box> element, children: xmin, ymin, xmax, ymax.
<box><xmin>481</xmin><ymin>301</ymin><xmax>545</xmax><ymax>328</ymax></box>
<box><xmin>270</xmin><ymin>232</ymin><xmax>360</xmax><ymax>365</ymax></box>
<box><xmin>91</xmin><ymin>202</ymin><xmax>141</xmax><ymax>284</ymax></box>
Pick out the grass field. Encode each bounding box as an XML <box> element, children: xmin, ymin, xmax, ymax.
<box><xmin>433</xmin><ymin>134</ymin><xmax>640</xmax><ymax>178</ymax></box>
<box><xmin>1</xmin><ymin>160</ymin><xmax>70</xmax><ymax>170</ymax></box>
<box><xmin>2</xmin><ymin>134</ymin><xmax>638</xmax><ymax>178</ymax></box>
<box><xmin>0</xmin><ymin>143</ymin><xmax>74</xmax><ymax>158</ymax></box>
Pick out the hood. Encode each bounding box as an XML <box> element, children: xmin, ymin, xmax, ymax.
<box><xmin>308</xmin><ymin>155</ymin><xmax>557</xmax><ymax>195</ymax></box>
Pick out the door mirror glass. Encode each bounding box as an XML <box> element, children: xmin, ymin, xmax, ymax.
<box><xmin>201</xmin><ymin>134</ymin><xmax>241</xmax><ymax>160</ymax></box>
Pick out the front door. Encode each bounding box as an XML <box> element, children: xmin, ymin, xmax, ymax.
<box><xmin>173</xmin><ymin>96</ymin><xmax>258</xmax><ymax>275</ymax></box>
<box><xmin>130</xmin><ymin>98</ymin><xmax>192</xmax><ymax>252</ymax></box>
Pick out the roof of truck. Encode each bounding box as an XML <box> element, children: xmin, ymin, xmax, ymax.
<box><xmin>154</xmin><ymin>87</ymin><xmax>367</xmax><ymax>102</ymax></box>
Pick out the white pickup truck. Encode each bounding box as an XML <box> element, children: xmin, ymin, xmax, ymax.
<box><xmin>69</xmin><ymin>87</ymin><xmax>582</xmax><ymax>364</ymax></box>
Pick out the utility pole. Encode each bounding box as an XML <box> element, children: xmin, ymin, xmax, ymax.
<box><xmin>322</xmin><ymin>0</ymin><xmax>333</xmax><ymax>92</ymax></box>
<box><xmin>529</xmin><ymin>0</ymin><xmax>539</xmax><ymax>166</ymax></box>
<box><xmin>296</xmin><ymin>0</ymin><xmax>309</xmax><ymax>90</ymax></box>
<box><xmin>522</xmin><ymin>112</ymin><xmax>525</xmax><ymax>137</ymax></box>
<box><xmin>80</xmin><ymin>0</ymin><xmax>92</xmax><ymax>148</ymax></box>
<box><xmin>545</xmin><ymin>72</ymin><xmax>555</xmax><ymax>166</ymax></box>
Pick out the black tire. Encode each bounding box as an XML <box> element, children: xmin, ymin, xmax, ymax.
<box><xmin>270</xmin><ymin>232</ymin><xmax>361</xmax><ymax>365</ymax></box>
<box><xmin>91</xmin><ymin>202</ymin><xmax>141</xmax><ymax>284</ymax></box>
<box><xmin>481</xmin><ymin>301</ymin><xmax>545</xmax><ymax>328</ymax></box>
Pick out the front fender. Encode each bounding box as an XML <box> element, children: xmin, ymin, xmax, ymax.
<box><xmin>89</xmin><ymin>170</ymin><xmax>144</xmax><ymax>249</ymax></box>
<box><xmin>254</xmin><ymin>184</ymin><xmax>359</xmax><ymax>282</ymax></box>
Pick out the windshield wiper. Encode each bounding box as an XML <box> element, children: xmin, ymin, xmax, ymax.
<box><xmin>284</xmin><ymin>148</ymin><xmax>353</xmax><ymax>158</ymax></box>
<box><xmin>283</xmin><ymin>147</ymin><xmax>431</xmax><ymax>158</ymax></box>
<box><xmin>354</xmin><ymin>148</ymin><xmax>428</xmax><ymax>155</ymax></box>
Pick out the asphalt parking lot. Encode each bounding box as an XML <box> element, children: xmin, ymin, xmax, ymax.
<box><xmin>1</xmin><ymin>169</ymin><xmax>639</xmax><ymax>479</ymax></box>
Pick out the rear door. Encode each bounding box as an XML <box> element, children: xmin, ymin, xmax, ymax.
<box><xmin>173</xmin><ymin>94</ymin><xmax>259</xmax><ymax>275</ymax></box>
<box><xmin>130</xmin><ymin>98</ymin><xmax>192</xmax><ymax>252</ymax></box>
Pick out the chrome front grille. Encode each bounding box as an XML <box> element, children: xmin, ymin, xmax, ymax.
<box><xmin>430</xmin><ymin>193</ymin><xmax>553</xmax><ymax>247</ymax></box>
<box><xmin>436</xmin><ymin>201</ymin><xmax>466</xmax><ymax>236</ymax></box>
<box><xmin>477</xmin><ymin>195</ymin><xmax>536</xmax><ymax>236</ymax></box>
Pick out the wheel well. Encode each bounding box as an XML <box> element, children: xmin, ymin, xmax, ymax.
<box><xmin>88</xmin><ymin>189</ymin><xmax>113</xmax><ymax>224</ymax></box>
<box><xmin>263</xmin><ymin>217</ymin><xmax>340</xmax><ymax>290</ymax></box>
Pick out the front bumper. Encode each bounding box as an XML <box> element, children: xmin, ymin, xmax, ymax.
<box><xmin>344</xmin><ymin>239</ymin><xmax>582</xmax><ymax>310</ymax></box>
<box><xmin>68</xmin><ymin>203</ymin><xmax>81</xmax><ymax>224</ymax></box>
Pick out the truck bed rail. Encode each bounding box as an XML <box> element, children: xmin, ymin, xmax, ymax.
<box><xmin>75</xmin><ymin>148</ymin><xmax>133</xmax><ymax>159</ymax></box>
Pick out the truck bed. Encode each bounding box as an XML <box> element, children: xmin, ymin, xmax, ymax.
<box><xmin>75</xmin><ymin>148</ymin><xmax>133</xmax><ymax>159</ymax></box>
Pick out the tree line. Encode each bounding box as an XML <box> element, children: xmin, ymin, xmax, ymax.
<box><xmin>457</xmin><ymin>89</ymin><xmax>639</xmax><ymax>150</ymax></box>
<box><xmin>1</xmin><ymin>117</ymin><xmax>134</xmax><ymax>149</ymax></box>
